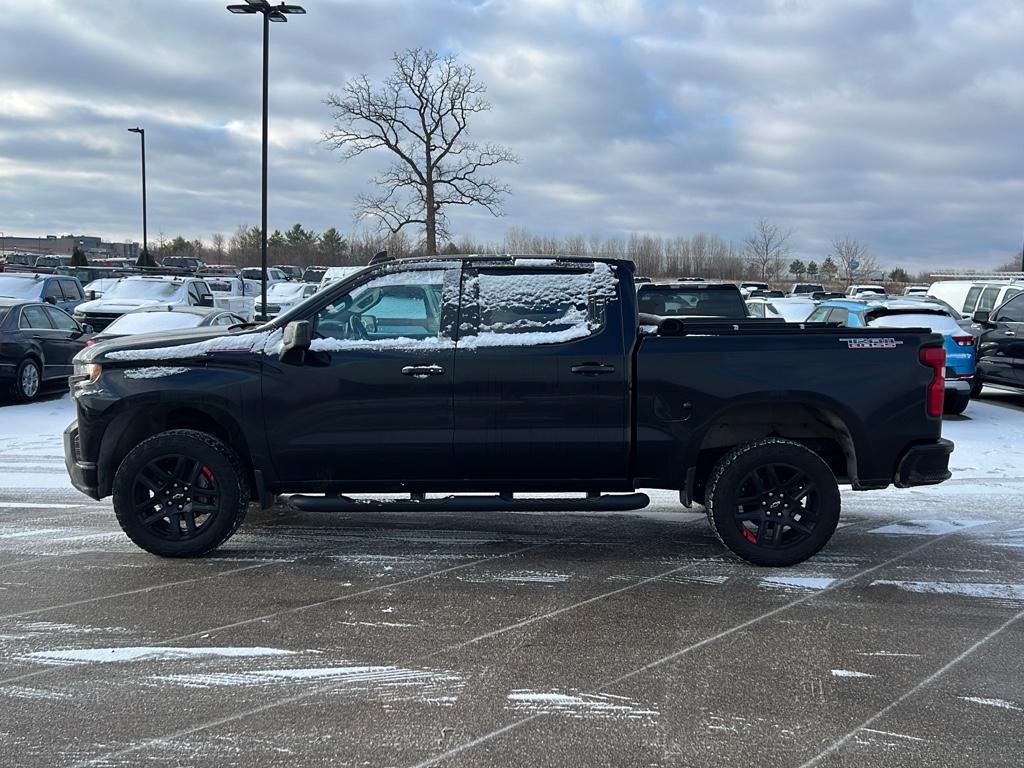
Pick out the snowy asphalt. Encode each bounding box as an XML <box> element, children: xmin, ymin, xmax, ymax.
<box><xmin>1</xmin><ymin>390</ymin><xmax>1023</xmax><ymax>767</ymax></box>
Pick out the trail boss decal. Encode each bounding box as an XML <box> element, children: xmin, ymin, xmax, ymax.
<box><xmin>840</xmin><ymin>337</ymin><xmax>904</xmax><ymax>349</ymax></box>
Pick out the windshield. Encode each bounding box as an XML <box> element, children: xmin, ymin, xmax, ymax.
<box><xmin>0</xmin><ymin>276</ymin><xmax>42</xmax><ymax>299</ymax></box>
<box><xmin>638</xmin><ymin>287</ymin><xmax>746</xmax><ymax>317</ymax></box>
<box><xmin>101</xmin><ymin>311</ymin><xmax>204</xmax><ymax>336</ymax></box>
<box><xmin>868</xmin><ymin>312</ymin><xmax>962</xmax><ymax>334</ymax></box>
<box><xmin>84</xmin><ymin>278</ymin><xmax>121</xmax><ymax>292</ymax></box>
<box><xmin>769</xmin><ymin>301</ymin><xmax>815</xmax><ymax>321</ymax></box>
<box><xmin>102</xmin><ymin>280</ymin><xmax>182</xmax><ymax>300</ymax></box>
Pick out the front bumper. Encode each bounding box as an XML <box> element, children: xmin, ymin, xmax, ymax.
<box><xmin>894</xmin><ymin>438</ymin><xmax>954</xmax><ymax>488</ymax></box>
<box><xmin>64</xmin><ymin>421</ymin><xmax>100</xmax><ymax>500</ymax></box>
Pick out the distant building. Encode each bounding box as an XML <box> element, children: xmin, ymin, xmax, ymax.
<box><xmin>0</xmin><ymin>234</ymin><xmax>139</xmax><ymax>260</ymax></box>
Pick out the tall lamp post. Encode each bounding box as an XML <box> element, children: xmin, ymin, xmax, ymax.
<box><xmin>226</xmin><ymin>0</ymin><xmax>305</xmax><ymax>320</ymax></box>
<box><xmin>127</xmin><ymin>127</ymin><xmax>149</xmax><ymax>266</ymax></box>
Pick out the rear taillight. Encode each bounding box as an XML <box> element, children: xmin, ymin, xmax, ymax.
<box><xmin>920</xmin><ymin>346</ymin><xmax>946</xmax><ymax>417</ymax></box>
<box><xmin>953</xmin><ymin>335</ymin><xmax>974</xmax><ymax>347</ymax></box>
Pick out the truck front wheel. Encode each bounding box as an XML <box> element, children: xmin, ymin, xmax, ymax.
<box><xmin>705</xmin><ymin>438</ymin><xmax>840</xmax><ymax>567</ymax></box>
<box><xmin>112</xmin><ymin>429</ymin><xmax>249</xmax><ymax>557</ymax></box>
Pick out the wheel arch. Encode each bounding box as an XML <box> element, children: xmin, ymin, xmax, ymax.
<box><xmin>97</xmin><ymin>401</ymin><xmax>255</xmax><ymax>499</ymax></box>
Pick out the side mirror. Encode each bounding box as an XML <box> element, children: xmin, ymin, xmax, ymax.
<box><xmin>81</xmin><ymin>323</ymin><xmax>94</xmax><ymax>334</ymax></box>
<box><xmin>87</xmin><ymin>290</ymin><xmax>97</xmax><ymax>300</ymax></box>
<box><xmin>44</xmin><ymin>295</ymin><xmax>56</xmax><ymax>305</ymax></box>
<box><xmin>972</xmin><ymin>310</ymin><xmax>991</xmax><ymax>325</ymax></box>
<box><xmin>280</xmin><ymin>320</ymin><xmax>312</xmax><ymax>359</ymax></box>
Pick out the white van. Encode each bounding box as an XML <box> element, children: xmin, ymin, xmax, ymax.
<box><xmin>928</xmin><ymin>280</ymin><xmax>1024</xmax><ymax>319</ymax></box>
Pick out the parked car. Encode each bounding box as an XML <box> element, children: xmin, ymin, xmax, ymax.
<box><xmin>0</xmin><ymin>272</ymin><xmax>87</xmax><ymax>313</ymax></box>
<box><xmin>89</xmin><ymin>306</ymin><xmax>246</xmax><ymax>345</ymax></box>
<box><xmin>318</xmin><ymin>266</ymin><xmax>366</xmax><ymax>290</ymax></box>
<box><xmin>34</xmin><ymin>255</ymin><xmax>75</xmax><ymax>271</ymax></box>
<box><xmin>204</xmin><ymin>276</ymin><xmax>261</xmax><ymax>297</ymax></box>
<box><xmin>746</xmin><ymin>297</ymin><xmax>816</xmax><ymax>322</ymax></box>
<box><xmin>903</xmin><ymin>285</ymin><xmax>930</xmax><ymax>296</ymax></box>
<box><xmin>160</xmin><ymin>256</ymin><xmax>205</xmax><ymax>272</ymax></box>
<box><xmin>239</xmin><ymin>267</ymin><xmax>287</xmax><ymax>285</ymax></box>
<box><xmin>198</xmin><ymin>264</ymin><xmax>240</xmax><ymax>277</ymax></box>
<box><xmin>788</xmin><ymin>283</ymin><xmax>825</xmax><ymax>296</ymax></box>
<box><xmin>255</xmin><ymin>281</ymin><xmax>319</xmax><ymax>317</ymax></box>
<box><xmin>638</xmin><ymin>281</ymin><xmax>748</xmax><ymax>317</ymax></box>
<box><xmin>845</xmin><ymin>284</ymin><xmax>885</xmax><ymax>297</ymax></box>
<box><xmin>67</xmin><ymin>256</ymin><xmax>951</xmax><ymax>566</ymax></box>
<box><xmin>83</xmin><ymin>278</ymin><xmax>123</xmax><ymax>300</ymax></box>
<box><xmin>301</xmin><ymin>266</ymin><xmax>328</xmax><ymax>284</ymax></box>
<box><xmin>809</xmin><ymin>291</ymin><xmax>846</xmax><ymax>301</ymax></box>
<box><xmin>970</xmin><ymin>291</ymin><xmax>1024</xmax><ymax>397</ymax></box>
<box><xmin>0</xmin><ymin>252</ymin><xmax>37</xmax><ymax>270</ymax></box>
<box><xmin>928</xmin><ymin>280</ymin><xmax>1024</xmax><ymax>320</ymax></box>
<box><xmin>73</xmin><ymin>275</ymin><xmax>215</xmax><ymax>331</ymax></box>
<box><xmin>1</xmin><ymin>299</ymin><xmax>92</xmax><ymax>401</ymax></box>
<box><xmin>809</xmin><ymin>299</ymin><xmax>975</xmax><ymax>414</ymax></box>
<box><xmin>748</xmin><ymin>289</ymin><xmax>786</xmax><ymax>299</ymax></box>
<box><xmin>738</xmin><ymin>281</ymin><xmax>769</xmax><ymax>298</ymax></box>
<box><xmin>272</xmin><ymin>265</ymin><xmax>303</xmax><ymax>281</ymax></box>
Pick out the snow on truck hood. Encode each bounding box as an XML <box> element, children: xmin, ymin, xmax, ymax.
<box><xmin>77</xmin><ymin>327</ymin><xmax>280</xmax><ymax>365</ymax></box>
<box><xmin>76</xmin><ymin>298</ymin><xmax>170</xmax><ymax>313</ymax></box>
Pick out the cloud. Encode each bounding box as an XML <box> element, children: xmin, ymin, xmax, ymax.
<box><xmin>0</xmin><ymin>0</ymin><xmax>1022</xmax><ymax>269</ymax></box>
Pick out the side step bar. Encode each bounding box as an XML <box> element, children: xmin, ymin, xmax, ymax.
<box><xmin>282</xmin><ymin>492</ymin><xmax>651</xmax><ymax>513</ymax></box>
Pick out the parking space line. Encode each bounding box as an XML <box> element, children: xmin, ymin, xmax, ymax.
<box><xmin>0</xmin><ymin>539</ymin><xmax>559</xmax><ymax>689</ymax></box>
<box><xmin>403</xmin><ymin>529</ymin><xmax>971</xmax><ymax>768</ymax></box>
<box><xmin>69</xmin><ymin>521</ymin><xmax>949</xmax><ymax>768</ymax></box>
<box><xmin>793</xmin><ymin>606</ymin><xmax>1024</xmax><ymax>768</ymax></box>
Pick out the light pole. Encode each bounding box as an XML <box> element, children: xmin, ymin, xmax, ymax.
<box><xmin>226</xmin><ymin>0</ymin><xmax>305</xmax><ymax>320</ymax></box>
<box><xmin>127</xmin><ymin>127</ymin><xmax>149</xmax><ymax>266</ymax></box>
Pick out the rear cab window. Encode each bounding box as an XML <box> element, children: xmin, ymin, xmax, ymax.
<box><xmin>637</xmin><ymin>285</ymin><xmax>745</xmax><ymax>318</ymax></box>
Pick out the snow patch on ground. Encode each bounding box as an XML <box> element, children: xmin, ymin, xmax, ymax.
<box><xmin>21</xmin><ymin>646</ymin><xmax>296</xmax><ymax>665</ymax></box>
<box><xmin>959</xmin><ymin>696</ymin><xmax>1022</xmax><ymax>711</ymax></box>
<box><xmin>831</xmin><ymin>669</ymin><xmax>875</xmax><ymax>678</ymax></box>
<box><xmin>156</xmin><ymin>664</ymin><xmax>462</xmax><ymax>693</ymax></box>
<box><xmin>506</xmin><ymin>690</ymin><xmax>658</xmax><ymax>720</ymax></box>
<box><xmin>760</xmin><ymin>576</ymin><xmax>836</xmax><ymax>591</ymax></box>
<box><xmin>868</xmin><ymin>518</ymin><xmax>993</xmax><ymax>536</ymax></box>
<box><xmin>458</xmin><ymin>570</ymin><xmax>571</xmax><ymax>584</ymax></box>
<box><xmin>871</xmin><ymin>580</ymin><xmax>1024</xmax><ymax>602</ymax></box>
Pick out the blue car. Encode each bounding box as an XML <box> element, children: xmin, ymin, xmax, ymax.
<box><xmin>807</xmin><ymin>298</ymin><xmax>976</xmax><ymax>415</ymax></box>
<box><xmin>0</xmin><ymin>272</ymin><xmax>87</xmax><ymax>314</ymax></box>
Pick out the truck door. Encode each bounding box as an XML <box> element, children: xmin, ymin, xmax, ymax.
<box><xmin>453</xmin><ymin>262</ymin><xmax>629</xmax><ymax>483</ymax></box>
<box><xmin>263</xmin><ymin>263</ymin><xmax>460</xmax><ymax>484</ymax></box>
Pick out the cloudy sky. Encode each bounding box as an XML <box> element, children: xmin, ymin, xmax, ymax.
<box><xmin>1</xmin><ymin>0</ymin><xmax>1022</xmax><ymax>269</ymax></box>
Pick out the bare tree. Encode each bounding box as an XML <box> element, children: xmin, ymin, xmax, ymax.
<box><xmin>323</xmin><ymin>48</ymin><xmax>518</xmax><ymax>255</ymax></box>
<box><xmin>830</xmin><ymin>236</ymin><xmax>877</xmax><ymax>284</ymax></box>
<box><xmin>743</xmin><ymin>219</ymin><xmax>792</xmax><ymax>282</ymax></box>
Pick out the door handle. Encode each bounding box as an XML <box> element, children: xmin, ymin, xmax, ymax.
<box><xmin>1004</xmin><ymin>331</ymin><xmax>1016</xmax><ymax>336</ymax></box>
<box><xmin>571</xmin><ymin>363</ymin><xmax>616</xmax><ymax>376</ymax></box>
<box><xmin>401</xmin><ymin>364</ymin><xmax>446</xmax><ymax>378</ymax></box>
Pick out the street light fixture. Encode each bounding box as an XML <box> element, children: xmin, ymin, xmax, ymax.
<box><xmin>226</xmin><ymin>0</ymin><xmax>305</xmax><ymax>320</ymax></box>
<box><xmin>127</xmin><ymin>127</ymin><xmax>149</xmax><ymax>267</ymax></box>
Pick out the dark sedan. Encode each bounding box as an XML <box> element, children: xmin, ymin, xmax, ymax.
<box><xmin>0</xmin><ymin>298</ymin><xmax>93</xmax><ymax>402</ymax></box>
<box><xmin>88</xmin><ymin>305</ymin><xmax>246</xmax><ymax>344</ymax></box>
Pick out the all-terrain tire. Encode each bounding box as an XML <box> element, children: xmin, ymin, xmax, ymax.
<box><xmin>12</xmin><ymin>357</ymin><xmax>41</xmax><ymax>402</ymax></box>
<box><xmin>112</xmin><ymin>429</ymin><xmax>249</xmax><ymax>557</ymax></box>
<box><xmin>705</xmin><ymin>438</ymin><xmax>841</xmax><ymax>567</ymax></box>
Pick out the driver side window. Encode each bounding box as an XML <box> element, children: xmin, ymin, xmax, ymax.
<box><xmin>996</xmin><ymin>295</ymin><xmax>1024</xmax><ymax>323</ymax></box>
<box><xmin>315</xmin><ymin>270</ymin><xmax>446</xmax><ymax>342</ymax></box>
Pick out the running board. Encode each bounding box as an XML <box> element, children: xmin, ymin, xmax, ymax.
<box><xmin>282</xmin><ymin>492</ymin><xmax>650</xmax><ymax>513</ymax></box>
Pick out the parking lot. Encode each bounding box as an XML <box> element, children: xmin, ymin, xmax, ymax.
<box><xmin>1</xmin><ymin>390</ymin><xmax>1023</xmax><ymax>767</ymax></box>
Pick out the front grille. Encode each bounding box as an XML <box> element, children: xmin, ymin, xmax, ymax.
<box><xmin>78</xmin><ymin>312</ymin><xmax>118</xmax><ymax>330</ymax></box>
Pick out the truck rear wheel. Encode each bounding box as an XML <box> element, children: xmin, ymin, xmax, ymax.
<box><xmin>112</xmin><ymin>429</ymin><xmax>249</xmax><ymax>557</ymax></box>
<box><xmin>705</xmin><ymin>438</ymin><xmax>840</xmax><ymax>567</ymax></box>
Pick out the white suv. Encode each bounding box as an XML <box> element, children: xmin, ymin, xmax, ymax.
<box><xmin>73</xmin><ymin>275</ymin><xmax>215</xmax><ymax>331</ymax></box>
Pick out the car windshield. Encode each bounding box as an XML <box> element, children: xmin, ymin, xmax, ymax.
<box><xmin>769</xmin><ymin>301</ymin><xmax>815</xmax><ymax>321</ymax></box>
<box><xmin>0</xmin><ymin>276</ymin><xmax>42</xmax><ymax>299</ymax></box>
<box><xmin>102</xmin><ymin>280</ymin><xmax>182</xmax><ymax>300</ymax></box>
<box><xmin>101</xmin><ymin>311</ymin><xmax>204</xmax><ymax>336</ymax></box>
<box><xmin>868</xmin><ymin>312</ymin><xmax>962</xmax><ymax>334</ymax></box>
<box><xmin>638</xmin><ymin>287</ymin><xmax>746</xmax><ymax>317</ymax></box>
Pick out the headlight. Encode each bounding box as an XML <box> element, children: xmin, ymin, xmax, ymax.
<box><xmin>73</xmin><ymin>362</ymin><xmax>102</xmax><ymax>383</ymax></box>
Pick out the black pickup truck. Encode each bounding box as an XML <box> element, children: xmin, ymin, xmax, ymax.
<box><xmin>65</xmin><ymin>256</ymin><xmax>953</xmax><ymax>566</ymax></box>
